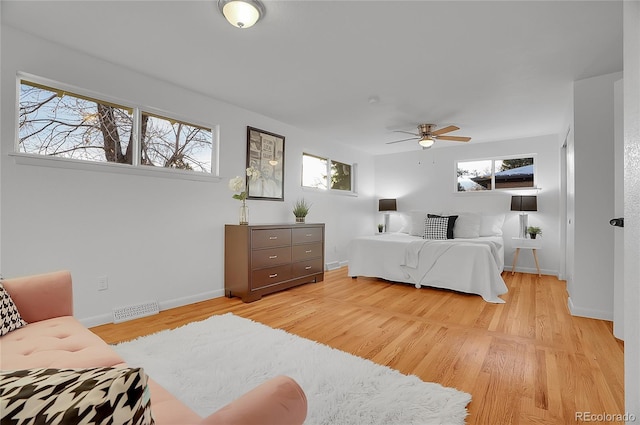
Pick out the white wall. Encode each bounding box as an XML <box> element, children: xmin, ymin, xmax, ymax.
<box><xmin>569</xmin><ymin>71</ymin><xmax>622</xmax><ymax>321</ymax></box>
<box><xmin>613</xmin><ymin>78</ymin><xmax>624</xmax><ymax>339</ymax></box>
<box><xmin>0</xmin><ymin>25</ymin><xmax>375</xmax><ymax>326</ymax></box>
<box><xmin>623</xmin><ymin>0</ymin><xmax>640</xmax><ymax>417</ymax></box>
<box><xmin>374</xmin><ymin>135</ymin><xmax>562</xmax><ymax>276</ymax></box>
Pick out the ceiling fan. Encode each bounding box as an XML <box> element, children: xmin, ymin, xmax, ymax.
<box><xmin>386</xmin><ymin>124</ymin><xmax>471</xmax><ymax>148</ymax></box>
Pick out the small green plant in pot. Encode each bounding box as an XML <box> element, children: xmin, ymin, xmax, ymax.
<box><xmin>378</xmin><ymin>224</ymin><xmax>384</xmax><ymax>233</ymax></box>
<box><xmin>293</xmin><ymin>198</ymin><xmax>311</xmax><ymax>223</ymax></box>
<box><xmin>527</xmin><ymin>226</ymin><xmax>542</xmax><ymax>239</ymax></box>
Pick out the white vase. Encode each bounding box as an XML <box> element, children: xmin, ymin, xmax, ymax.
<box><xmin>239</xmin><ymin>204</ymin><xmax>249</xmax><ymax>225</ymax></box>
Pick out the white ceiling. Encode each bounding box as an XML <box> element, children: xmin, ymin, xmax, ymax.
<box><xmin>1</xmin><ymin>0</ymin><xmax>623</xmax><ymax>155</ymax></box>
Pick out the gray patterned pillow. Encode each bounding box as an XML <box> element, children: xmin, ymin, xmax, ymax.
<box><xmin>0</xmin><ymin>367</ymin><xmax>154</xmax><ymax>425</ymax></box>
<box><xmin>0</xmin><ymin>283</ymin><xmax>27</xmax><ymax>336</ymax></box>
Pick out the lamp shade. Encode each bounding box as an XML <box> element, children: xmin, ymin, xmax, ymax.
<box><xmin>379</xmin><ymin>199</ymin><xmax>397</xmax><ymax>212</ymax></box>
<box><xmin>510</xmin><ymin>195</ymin><xmax>537</xmax><ymax>212</ymax></box>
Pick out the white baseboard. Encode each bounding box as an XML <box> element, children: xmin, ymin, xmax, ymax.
<box><xmin>79</xmin><ymin>289</ymin><xmax>224</xmax><ymax>328</ymax></box>
<box><xmin>80</xmin><ymin>313</ymin><xmax>113</xmax><ymax>328</ymax></box>
<box><xmin>325</xmin><ymin>261</ymin><xmax>340</xmax><ymax>271</ymax></box>
<box><xmin>567</xmin><ymin>297</ymin><xmax>613</xmax><ymax>321</ymax></box>
<box><xmin>504</xmin><ymin>265</ymin><xmax>558</xmax><ymax>277</ymax></box>
<box><xmin>158</xmin><ymin>289</ymin><xmax>224</xmax><ymax>311</ymax></box>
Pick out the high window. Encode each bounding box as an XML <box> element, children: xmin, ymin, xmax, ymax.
<box><xmin>18</xmin><ymin>78</ymin><xmax>216</xmax><ymax>175</ymax></box>
<box><xmin>302</xmin><ymin>153</ymin><xmax>354</xmax><ymax>193</ymax></box>
<box><xmin>456</xmin><ymin>156</ymin><xmax>535</xmax><ymax>192</ymax></box>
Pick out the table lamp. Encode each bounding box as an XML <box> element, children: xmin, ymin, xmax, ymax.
<box><xmin>379</xmin><ymin>199</ymin><xmax>397</xmax><ymax>233</ymax></box>
<box><xmin>511</xmin><ymin>195</ymin><xmax>537</xmax><ymax>238</ymax></box>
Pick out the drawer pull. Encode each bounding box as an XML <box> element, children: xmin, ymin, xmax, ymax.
<box><xmin>305</xmin><ymin>266</ymin><xmax>312</xmax><ymax>270</ymax></box>
<box><xmin>269</xmin><ymin>255</ymin><xmax>278</xmax><ymax>259</ymax></box>
<box><xmin>306</xmin><ymin>234</ymin><xmax>313</xmax><ymax>237</ymax></box>
<box><xmin>305</xmin><ymin>250</ymin><xmax>312</xmax><ymax>253</ymax></box>
<box><xmin>269</xmin><ymin>273</ymin><xmax>278</xmax><ymax>278</ymax></box>
<box><xmin>269</xmin><ymin>236</ymin><xmax>278</xmax><ymax>240</ymax></box>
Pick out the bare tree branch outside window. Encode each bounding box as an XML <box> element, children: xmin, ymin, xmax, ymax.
<box><xmin>18</xmin><ymin>81</ymin><xmax>213</xmax><ymax>173</ymax></box>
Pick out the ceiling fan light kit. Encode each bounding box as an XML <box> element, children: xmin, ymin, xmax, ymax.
<box><xmin>418</xmin><ymin>136</ymin><xmax>435</xmax><ymax>148</ymax></box>
<box><xmin>218</xmin><ymin>0</ymin><xmax>265</xmax><ymax>29</ymax></box>
<box><xmin>387</xmin><ymin>124</ymin><xmax>471</xmax><ymax>149</ymax></box>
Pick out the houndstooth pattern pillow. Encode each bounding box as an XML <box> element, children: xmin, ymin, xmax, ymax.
<box><xmin>0</xmin><ymin>367</ymin><xmax>155</xmax><ymax>425</ymax></box>
<box><xmin>423</xmin><ymin>216</ymin><xmax>449</xmax><ymax>240</ymax></box>
<box><xmin>0</xmin><ymin>283</ymin><xmax>27</xmax><ymax>336</ymax></box>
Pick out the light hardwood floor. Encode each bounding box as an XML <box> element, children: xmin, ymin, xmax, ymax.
<box><xmin>91</xmin><ymin>268</ymin><xmax>625</xmax><ymax>425</ymax></box>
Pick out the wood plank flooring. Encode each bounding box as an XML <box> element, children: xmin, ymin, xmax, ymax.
<box><xmin>91</xmin><ymin>268</ymin><xmax>625</xmax><ymax>425</ymax></box>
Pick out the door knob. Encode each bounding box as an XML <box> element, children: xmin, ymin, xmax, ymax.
<box><xmin>609</xmin><ymin>217</ymin><xmax>624</xmax><ymax>227</ymax></box>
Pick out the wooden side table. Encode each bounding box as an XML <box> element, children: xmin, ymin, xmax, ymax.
<box><xmin>511</xmin><ymin>237</ymin><xmax>542</xmax><ymax>277</ymax></box>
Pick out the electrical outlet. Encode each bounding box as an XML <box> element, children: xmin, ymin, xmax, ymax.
<box><xmin>97</xmin><ymin>276</ymin><xmax>108</xmax><ymax>291</ymax></box>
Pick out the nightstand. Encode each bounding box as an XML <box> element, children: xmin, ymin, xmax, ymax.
<box><xmin>511</xmin><ymin>237</ymin><xmax>541</xmax><ymax>277</ymax></box>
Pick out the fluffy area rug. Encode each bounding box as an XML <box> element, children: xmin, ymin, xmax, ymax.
<box><xmin>112</xmin><ymin>313</ymin><xmax>471</xmax><ymax>425</ymax></box>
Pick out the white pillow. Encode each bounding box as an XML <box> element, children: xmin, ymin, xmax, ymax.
<box><xmin>453</xmin><ymin>213</ymin><xmax>481</xmax><ymax>238</ymax></box>
<box><xmin>479</xmin><ymin>214</ymin><xmax>505</xmax><ymax>236</ymax></box>
<box><xmin>409</xmin><ymin>211</ymin><xmax>427</xmax><ymax>236</ymax></box>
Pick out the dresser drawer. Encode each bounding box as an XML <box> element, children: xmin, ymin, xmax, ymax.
<box><xmin>251</xmin><ymin>246</ymin><xmax>291</xmax><ymax>269</ymax></box>
<box><xmin>251</xmin><ymin>228</ymin><xmax>291</xmax><ymax>249</ymax></box>
<box><xmin>292</xmin><ymin>226</ymin><xmax>323</xmax><ymax>244</ymax></box>
<box><xmin>251</xmin><ymin>265</ymin><xmax>292</xmax><ymax>290</ymax></box>
<box><xmin>292</xmin><ymin>258</ymin><xmax>323</xmax><ymax>278</ymax></box>
<box><xmin>291</xmin><ymin>242</ymin><xmax>323</xmax><ymax>262</ymax></box>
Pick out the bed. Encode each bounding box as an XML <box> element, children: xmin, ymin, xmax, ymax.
<box><xmin>347</xmin><ymin>212</ymin><xmax>508</xmax><ymax>303</ymax></box>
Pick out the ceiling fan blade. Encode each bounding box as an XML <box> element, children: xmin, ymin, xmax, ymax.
<box><xmin>386</xmin><ymin>137</ymin><xmax>419</xmax><ymax>144</ymax></box>
<box><xmin>432</xmin><ymin>125</ymin><xmax>460</xmax><ymax>136</ymax></box>
<box><xmin>437</xmin><ymin>135</ymin><xmax>471</xmax><ymax>142</ymax></box>
<box><xmin>392</xmin><ymin>130</ymin><xmax>420</xmax><ymax>136</ymax></box>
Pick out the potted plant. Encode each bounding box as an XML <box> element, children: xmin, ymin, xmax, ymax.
<box><xmin>293</xmin><ymin>198</ymin><xmax>311</xmax><ymax>223</ymax></box>
<box><xmin>527</xmin><ymin>226</ymin><xmax>542</xmax><ymax>239</ymax></box>
<box><xmin>378</xmin><ymin>224</ymin><xmax>384</xmax><ymax>233</ymax></box>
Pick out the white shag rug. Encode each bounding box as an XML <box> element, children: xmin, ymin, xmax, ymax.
<box><xmin>113</xmin><ymin>313</ymin><xmax>471</xmax><ymax>425</ymax></box>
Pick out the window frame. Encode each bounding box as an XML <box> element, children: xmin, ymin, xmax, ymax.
<box><xmin>302</xmin><ymin>152</ymin><xmax>357</xmax><ymax>196</ymax></box>
<box><xmin>13</xmin><ymin>73</ymin><xmax>220</xmax><ymax>181</ymax></box>
<box><xmin>455</xmin><ymin>154</ymin><xmax>537</xmax><ymax>193</ymax></box>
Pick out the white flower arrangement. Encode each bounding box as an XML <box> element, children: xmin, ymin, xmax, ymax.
<box><xmin>229</xmin><ymin>167</ymin><xmax>261</xmax><ymax>204</ymax></box>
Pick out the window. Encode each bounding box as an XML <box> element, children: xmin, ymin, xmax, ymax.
<box><xmin>18</xmin><ymin>78</ymin><xmax>215</xmax><ymax>175</ymax></box>
<box><xmin>457</xmin><ymin>156</ymin><xmax>535</xmax><ymax>192</ymax></box>
<box><xmin>330</xmin><ymin>160</ymin><xmax>352</xmax><ymax>191</ymax></box>
<box><xmin>302</xmin><ymin>154</ymin><xmax>327</xmax><ymax>189</ymax></box>
<box><xmin>141</xmin><ymin>113</ymin><xmax>212</xmax><ymax>172</ymax></box>
<box><xmin>302</xmin><ymin>153</ymin><xmax>355</xmax><ymax>193</ymax></box>
<box><xmin>19</xmin><ymin>81</ymin><xmax>134</xmax><ymax>164</ymax></box>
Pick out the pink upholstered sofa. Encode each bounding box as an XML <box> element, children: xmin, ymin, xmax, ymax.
<box><xmin>0</xmin><ymin>271</ymin><xmax>308</xmax><ymax>425</ymax></box>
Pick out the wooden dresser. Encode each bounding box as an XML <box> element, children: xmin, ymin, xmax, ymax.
<box><xmin>224</xmin><ymin>223</ymin><xmax>325</xmax><ymax>302</ymax></box>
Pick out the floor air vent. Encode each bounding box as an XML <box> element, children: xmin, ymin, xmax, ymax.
<box><xmin>112</xmin><ymin>301</ymin><xmax>159</xmax><ymax>323</ymax></box>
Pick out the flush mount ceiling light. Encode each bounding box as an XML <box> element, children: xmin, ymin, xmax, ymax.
<box><xmin>218</xmin><ymin>0</ymin><xmax>265</xmax><ymax>29</ymax></box>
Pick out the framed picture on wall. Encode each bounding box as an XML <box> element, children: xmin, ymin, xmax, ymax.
<box><xmin>246</xmin><ymin>126</ymin><xmax>285</xmax><ymax>201</ymax></box>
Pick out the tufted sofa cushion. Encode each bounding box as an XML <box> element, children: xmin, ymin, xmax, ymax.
<box><xmin>0</xmin><ymin>316</ymin><xmax>125</xmax><ymax>370</ymax></box>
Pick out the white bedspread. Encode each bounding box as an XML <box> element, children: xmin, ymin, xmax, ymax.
<box><xmin>347</xmin><ymin>233</ymin><xmax>507</xmax><ymax>303</ymax></box>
